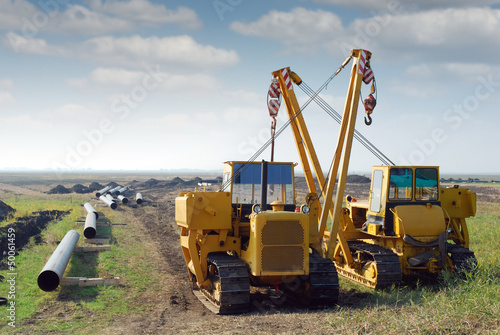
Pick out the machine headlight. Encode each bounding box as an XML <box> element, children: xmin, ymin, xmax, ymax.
<box><xmin>301</xmin><ymin>205</ymin><xmax>310</xmax><ymax>214</ymax></box>
<box><xmin>252</xmin><ymin>204</ymin><xmax>262</xmax><ymax>214</ymax></box>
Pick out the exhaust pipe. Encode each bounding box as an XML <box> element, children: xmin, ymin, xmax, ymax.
<box><xmin>38</xmin><ymin>230</ymin><xmax>79</xmax><ymax>292</ymax></box>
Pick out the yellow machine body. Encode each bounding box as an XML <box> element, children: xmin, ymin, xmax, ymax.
<box><xmin>345</xmin><ymin>165</ymin><xmax>477</xmax><ymax>277</ymax></box>
<box><xmin>271</xmin><ymin>49</ymin><xmax>477</xmax><ymax>288</ymax></box>
<box><xmin>175</xmin><ymin>160</ymin><xmax>337</xmax><ymax>313</ymax></box>
<box><xmin>242</xmin><ymin>210</ymin><xmax>309</xmax><ymax>283</ymax></box>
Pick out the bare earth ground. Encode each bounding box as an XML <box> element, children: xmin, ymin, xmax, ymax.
<box><xmin>2</xmin><ymin>174</ymin><xmax>499</xmax><ymax>334</ymax></box>
<box><xmin>99</xmin><ymin>178</ymin><xmax>500</xmax><ymax>334</ymax></box>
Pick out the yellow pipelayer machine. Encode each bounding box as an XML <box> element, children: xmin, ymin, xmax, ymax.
<box><xmin>175</xmin><ymin>160</ymin><xmax>338</xmax><ymax>314</ymax></box>
<box><xmin>175</xmin><ymin>49</ymin><xmax>477</xmax><ymax>314</ymax></box>
<box><xmin>272</xmin><ymin>49</ymin><xmax>477</xmax><ymax>289</ymax></box>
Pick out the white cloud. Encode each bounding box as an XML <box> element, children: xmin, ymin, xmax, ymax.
<box><xmin>230</xmin><ymin>7</ymin><xmax>343</xmax><ymax>55</ymax></box>
<box><xmin>67</xmin><ymin>67</ymin><xmax>222</xmax><ymax>93</ymax></box>
<box><xmin>0</xmin><ymin>79</ymin><xmax>14</xmax><ymax>89</ymax></box>
<box><xmin>0</xmin><ymin>91</ymin><xmax>15</xmax><ymax>103</ymax></box>
<box><xmin>231</xmin><ymin>7</ymin><xmax>500</xmax><ymax>63</ymax></box>
<box><xmin>3</xmin><ymin>32</ymin><xmax>66</xmax><ymax>55</ymax></box>
<box><xmin>88</xmin><ymin>0</ymin><xmax>202</xmax><ymax>29</ymax></box>
<box><xmin>312</xmin><ymin>0</ymin><xmax>500</xmax><ymax>11</ymax></box>
<box><xmin>5</xmin><ymin>32</ymin><xmax>240</xmax><ymax>71</ymax></box>
<box><xmin>82</xmin><ymin>35</ymin><xmax>240</xmax><ymax>69</ymax></box>
<box><xmin>0</xmin><ymin>0</ymin><xmax>202</xmax><ymax>35</ymax></box>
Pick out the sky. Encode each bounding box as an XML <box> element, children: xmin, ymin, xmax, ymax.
<box><xmin>0</xmin><ymin>0</ymin><xmax>499</xmax><ymax>175</ymax></box>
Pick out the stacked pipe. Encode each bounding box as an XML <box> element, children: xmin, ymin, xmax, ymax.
<box><xmin>38</xmin><ymin>230</ymin><xmax>79</xmax><ymax>292</ymax></box>
<box><xmin>117</xmin><ymin>186</ymin><xmax>129</xmax><ymax>194</ymax></box>
<box><xmin>99</xmin><ymin>195</ymin><xmax>117</xmax><ymax>209</ymax></box>
<box><xmin>108</xmin><ymin>185</ymin><xmax>122</xmax><ymax>195</ymax></box>
<box><xmin>95</xmin><ymin>186</ymin><xmax>111</xmax><ymax>198</ymax></box>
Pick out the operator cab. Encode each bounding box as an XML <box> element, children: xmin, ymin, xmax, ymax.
<box><xmin>366</xmin><ymin>166</ymin><xmax>440</xmax><ymax>235</ymax></box>
<box><xmin>221</xmin><ymin>161</ymin><xmax>297</xmax><ymax>221</ymax></box>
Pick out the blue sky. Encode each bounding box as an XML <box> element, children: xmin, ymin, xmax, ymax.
<box><xmin>0</xmin><ymin>0</ymin><xmax>499</xmax><ymax>174</ymax></box>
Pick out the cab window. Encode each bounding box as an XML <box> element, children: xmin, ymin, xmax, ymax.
<box><xmin>370</xmin><ymin>170</ymin><xmax>383</xmax><ymax>213</ymax></box>
<box><xmin>415</xmin><ymin>168</ymin><xmax>438</xmax><ymax>200</ymax></box>
<box><xmin>388</xmin><ymin>168</ymin><xmax>413</xmax><ymax>200</ymax></box>
<box><xmin>231</xmin><ymin>163</ymin><xmax>294</xmax><ymax>205</ymax></box>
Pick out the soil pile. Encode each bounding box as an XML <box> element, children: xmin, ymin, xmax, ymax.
<box><xmin>0</xmin><ymin>201</ymin><xmax>15</xmax><ymax>221</ymax></box>
<box><xmin>346</xmin><ymin>175</ymin><xmax>371</xmax><ymax>183</ymax></box>
<box><xmin>131</xmin><ymin>177</ymin><xmax>203</xmax><ymax>190</ymax></box>
<box><xmin>47</xmin><ymin>185</ymin><xmax>71</xmax><ymax>194</ymax></box>
<box><xmin>71</xmin><ymin>184</ymin><xmax>90</xmax><ymax>194</ymax></box>
<box><xmin>0</xmin><ymin>210</ymin><xmax>69</xmax><ymax>260</ymax></box>
<box><xmin>88</xmin><ymin>182</ymin><xmax>104</xmax><ymax>191</ymax></box>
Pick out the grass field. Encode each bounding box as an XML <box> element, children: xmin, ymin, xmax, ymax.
<box><xmin>0</xmin><ymin>180</ymin><xmax>499</xmax><ymax>334</ymax></box>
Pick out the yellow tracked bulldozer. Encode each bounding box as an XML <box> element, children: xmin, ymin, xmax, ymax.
<box><xmin>271</xmin><ymin>49</ymin><xmax>477</xmax><ymax>289</ymax></box>
<box><xmin>175</xmin><ymin>161</ymin><xmax>338</xmax><ymax>314</ymax></box>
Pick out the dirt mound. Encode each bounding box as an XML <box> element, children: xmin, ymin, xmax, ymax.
<box><xmin>346</xmin><ymin>175</ymin><xmax>371</xmax><ymax>183</ymax></box>
<box><xmin>71</xmin><ymin>184</ymin><xmax>91</xmax><ymax>194</ymax></box>
<box><xmin>0</xmin><ymin>210</ymin><xmax>69</xmax><ymax>258</ymax></box>
<box><xmin>47</xmin><ymin>185</ymin><xmax>71</xmax><ymax>194</ymax></box>
<box><xmin>88</xmin><ymin>182</ymin><xmax>104</xmax><ymax>191</ymax></box>
<box><xmin>0</xmin><ymin>201</ymin><xmax>15</xmax><ymax>221</ymax></box>
<box><xmin>132</xmin><ymin>177</ymin><xmax>203</xmax><ymax>190</ymax></box>
<box><xmin>142</xmin><ymin>178</ymin><xmax>161</xmax><ymax>188</ymax></box>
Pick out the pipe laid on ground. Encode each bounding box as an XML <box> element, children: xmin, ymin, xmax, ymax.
<box><xmin>83</xmin><ymin>202</ymin><xmax>99</xmax><ymax>219</ymax></box>
<box><xmin>106</xmin><ymin>194</ymin><xmax>117</xmax><ymax>204</ymax></box>
<box><xmin>38</xmin><ymin>230</ymin><xmax>80</xmax><ymax>292</ymax></box>
<box><xmin>95</xmin><ymin>186</ymin><xmax>111</xmax><ymax>198</ymax></box>
<box><xmin>117</xmin><ymin>186</ymin><xmax>129</xmax><ymax>194</ymax></box>
<box><xmin>99</xmin><ymin>195</ymin><xmax>117</xmax><ymax>209</ymax></box>
<box><xmin>117</xmin><ymin>195</ymin><xmax>128</xmax><ymax>204</ymax></box>
<box><xmin>136</xmin><ymin>192</ymin><xmax>143</xmax><ymax>204</ymax></box>
<box><xmin>83</xmin><ymin>212</ymin><xmax>97</xmax><ymax>239</ymax></box>
<box><xmin>109</xmin><ymin>186</ymin><xmax>122</xmax><ymax>195</ymax></box>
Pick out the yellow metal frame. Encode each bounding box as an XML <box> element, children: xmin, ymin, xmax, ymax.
<box><xmin>273</xmin><ymin>49</ymin><xmax>369</xmax><ymax>264</ymax></box>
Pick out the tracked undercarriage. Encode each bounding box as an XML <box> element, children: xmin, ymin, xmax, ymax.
<box><xmin>334</xmin><ymin>241</ymin><xmax>402</xmax><ymax>289</ymax></box>
<box><xmin>193</xmin><ymin>252</ymin><xmax>339</xmax><ymax>314</ymax></box>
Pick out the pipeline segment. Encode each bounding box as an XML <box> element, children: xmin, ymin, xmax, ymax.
<box><xmin>118</xmin><ymin>195</ymin><xmax>128</xmax><ymax>204</ymax></box>
<box><xmin>38</xmin><ymin>230</ymin><xmax>80</xmax><ymax>292</ymax></box>
<box><xmin>84</xmin><ymin>212</ymin><xmax>97</xmax><ymax>239</ymax></box>
<box><xmin>99</xmin><ymin>195</ymin><xmax>117</xmax><ymax>209</ymax></box>
<box><xmin>136</xmin><ymin>192</ymin><xmax>143</xmax><ymax>204</ymax></box>
<box><xmin>117</xmin><ymin>186</ymin><xmax>129</xmax><ymax>194</ymax></box>
<box><xmin>109</xmin><ymin>186</ymin><xmax>122</xmax><ymax>195</ymax></box>
<box><xmin>83</xmin><ymin>202</ymin><xmax>99</xmax><ymax>219</ymax></box>
<box><xmin>95</xmin><ymin>186</ymin><xmax>111</xmax><ymax>198</ymax></box>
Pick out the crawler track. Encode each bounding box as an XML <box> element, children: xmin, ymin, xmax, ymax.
<box><xmin>195</xmin><ymin>253</ymin><xmax>250</xmax><ymax>314</ymax></box>
<box><xmin>335</xmin><ymin>241</ymin><xmax>402</xmax><ymax>289</ymax></box>
<box><xmin>446</xmin><ymin>243</ymin><xmax>477</xmax><ymax>272</ymax></box>
<box><xmin>308</xmin><ymin>253</ymin><xmax>340</xmax><ymax>306</ymax></box>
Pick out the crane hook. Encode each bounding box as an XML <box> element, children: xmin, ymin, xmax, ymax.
<box><xmin>363</xmin><ymin>93</ymin><xmax>376</xmax><ymax>126</ymax></box>
<box><xmin>364</xmin><ymin>115</ymin><xmax>372</xmax><ymax>126</ymax></box>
